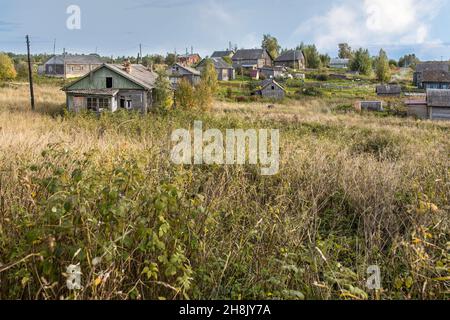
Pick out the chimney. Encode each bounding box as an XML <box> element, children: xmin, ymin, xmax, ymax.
<box><xmin>123</xmin><ymin>60</ymin><xmax>131</xmax><ymax>73</ymax></box>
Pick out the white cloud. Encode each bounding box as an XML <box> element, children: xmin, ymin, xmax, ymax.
<box><xmin>294</xmin><ymin>0</ymin><xmax>444</xmax><ymax>51</ymax></box>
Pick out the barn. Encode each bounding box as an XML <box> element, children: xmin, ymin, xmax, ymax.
<box><xmin>405</xmin><ymin>89</ymin><xmax>450</xmax><ymax>120</ymax></box>
<box><xmin>63</xmin><ymin>62</ymin><xmax>157</xmax><ymax>113</ymax></box>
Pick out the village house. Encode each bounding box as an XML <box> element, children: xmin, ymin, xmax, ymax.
<box><xmin>41</xmin><ymin>54</ymin><xmax>103</xmax><ymax>78</ymax></box>
<box><xmin>405</xmin><ymin>89</ymin><xmax>450</xmax><ymax>120</ymax></box>
<box><xmin>167</xmin><ymin>63</ymin><xmax>201</xmax><ymax>87</ymax></box>
<box><xmin>259</xmin><ymin>66</ymin><xmax>285</xmax><ymax>79</ymax></box>
<box><xmin>177</xmin><ymin>53</ymin><xmax>202</xmax><ymax>66</ymax></box>
<box><xmin>63</xmin><ymin>62</ymin><xmax>157</xmax><ymax>113</ymax></box>
<box><xmin>274</xmin><ymin>50</ymin><xmax>305</xmax><ymax>70</ymax></box>
<box><xmin>376</xmin><ymin>84</ymin><xmax>402</xmax><ymax>96</ymax></box>
<box><xmin>196</xmin><ymin>58</ymin><xmax>235</xmax><ymax>81</ymax></box>
<box><xmin>414</xmin><ymin>61</ymin><xmax>450</xmax><ymax>88</ymax></box>
<box><xmin>329</xmin><ymin>58</ymin><xmax>350</xmax><ymax>69</ymax></box>
<box><xmin>211</xmin><ymin>50</ymin><xmax>235</xmax><ymax>59</ymax></box>
<box><xmin>232</xmin><ymin>49</ymin><xmax>273</xmax><ymax>70</ymax></box>
<box><xmin>421</xmin><ymin>70</ymin><xmax>450</xmax><ymax>89</ymax></box>
<box><xmin>253</xmin><ymin>79</ymin><xmax>286</xmax><ymax>100</ymax></box>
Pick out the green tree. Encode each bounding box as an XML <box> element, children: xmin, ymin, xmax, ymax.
<box><xmin>338</xmin><ymin>43</ymin><xmax>353</xmax><ymax>59</ymax></box>
<box><xmin>200</xmin><ymin>59</ymin><xmax>218</xmax><ymax>93</ymax></box>
<box><xmin>0</xmin><ymin>53</ymin><xmax>17</xmax><ymax>81</ymax></box>
<box><xmin>153</xmin><ymin>69</ymin><xmax>173</xmax><ymax>111</ymax></box>
<box><xmin>175</xmin><ymin>78</ymin><xmax>196</xmax><ymax>110</ymax></box>
<box><xmin>375</xmin><ymin>49</ymin><xmax>391</xmax><ymax>83</ymax></box>
<box><xmin>165</xmin><ymin>53</ymin><xmax>177</xmax><ymax>66</ymax></box>
<box><xmin>320</xmin><ymin>54</ymin><xmax>331</xmax><ymax>68</ymax></box>
<box><xmin>349</xmin><ymin>48</ymin><xmax>372</xmax><ymax>75</ymax></box>
<box><xmin>262</xmin><ymin>34</ymin><xmax>281</xmax><ymax>59</ymax></box>
<box><xmin>398</xmin><ymin>54</ymin><xmax>420</xmax><ymax>68</ymax></box>
<box><xmin>301</xmin><ymin>44</ymin><xmax>322</xmax><ymax>69</ymax></box>
<box><xmin>15</xmin><ymin>61</ymin><xmax>29</xmax><ymax>79</ymax></box>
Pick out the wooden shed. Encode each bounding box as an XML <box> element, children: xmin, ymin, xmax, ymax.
<box><xmin>427</xmin><ymin>89</ymin><xmax>450</xmax><ymax>120</ymax></box>
<box><xmin>253</xmin><ymin>79</ymin><xmax>285</xmax><ymax>100</ymax></box>
<box><xmin>376</xmin><ymin>85</ymin><xmax>402</xmax><ymax>96</ymax></box>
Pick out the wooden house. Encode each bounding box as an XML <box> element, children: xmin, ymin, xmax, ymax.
<box><xmin>414</xmin><ymin>62</ymin><xmax>450</xmax><ymax>88</ymax></box>
<box><xmin>196</xmin><ymin>58</ymin><xmax>235</xmax><ymax>81</ymax></box>
<box><xmin>63</xmin><ymin>62</ymin><xmax>157</xmax><ymax>113</ymax></box>
<box><xmin>167</xmin><ymin>63</ymin><xmax>201</xmax><ymax>87</ymax></box>
<box><xmin>376</xmin><ymin>84</ymin><xmax>402</xmax><ymax>96</ymax></box>
<box><xmin>42</xmin><ymin>54</ymin><xmax>103</xmax><ymax>79</ymax></box>
<box><xmin>421</xmin><ymin>70</ymin><xmax>450</xmax><ymax>89</ymax></box>
<box><xmin>274</xmin><ymin>50</ymin><xmax>305</xmax><ymax>69</ymax></box>
<box><xmin>405</xmin><ymin>89</ymin><xmax>450</xmax><ymax>120</ymax></box>
<box><xmin>232</xmin><ymin>49</ymin><xmax>273</xmax><ymax>70</ymax></box>
<box><xmin>253</xmin><ymin>79</ymin><xmax>285</xmax><ymax>100</ymax></box>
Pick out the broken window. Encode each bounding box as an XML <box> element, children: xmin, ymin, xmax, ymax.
<box><xmin>106</xmin><ymin>77</ymin><xmax>113</xmax><ymax>88</ymax></box>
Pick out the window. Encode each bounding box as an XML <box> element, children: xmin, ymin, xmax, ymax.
<box><xmin>98</xmin><ymin>98</ymin><xmax>110</xmax><ymax>109</ymax></box>
<box><xmin>106</xmin><ymin>77</ymin><xmax>113</xmax><ymax>88</ymax></box>
<box><xmin>87</xmin><ymin>97</ymin><xmax>97</xmax><ymax>111</ymax></box>
<box><xmin>271</xmin><ymin>85</ymin><xmax>275</xmax><ymax>90</ymax></box>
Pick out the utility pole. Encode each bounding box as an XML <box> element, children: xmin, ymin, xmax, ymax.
<box><xmin>139</xmin><ymin>43</ymin><xmax>142</xmax><ymax>64</ymax></box>
<box><xmin>53</xmin><ymin>38</ymin><xmax>56</xmax><ymax>76</ymax></box>
<box><xmin>26</xmin><ymin>35</ymin><xmax>35</xmax><ymax>111</ymax></box>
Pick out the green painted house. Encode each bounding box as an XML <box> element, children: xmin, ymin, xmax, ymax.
<box><xmin>63</xmin><ymin>63</ymin><xmax>157</xmax><ymax>113</ymax></box>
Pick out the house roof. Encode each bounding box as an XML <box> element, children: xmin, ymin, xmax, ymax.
<box><xmin>45</xmin><ymin>54</ymin><xmax>103</xmax><ymax>65</ymax></box>
<box><xmin>427</xmin><ymin>89</ymin><xmax>450</xmax><ymax>107</ymax></box>
<box><xmin>65</xmin><ymin>89</ymin><xmax>119</xmax><ymax>96</ymax></box>
<box><xmin>422</xmin><ymin>70</ymin><xmax>450</xmax><ymax>83</ymax></box>
<box><xmin>275</xmin><ymin>50</ymin><xmax>304</xmax><ymax>62</ymax></box>
<box><xmin>416</xmin><ymin>61</ymin><xmax>450</xmax><ymax>73</ymax></box>
<box><xmin>169</xmin><ymin>63</ymin><xmax>201</xmax><ymax>76</ymax></box>
<box><xmin>259</xmin><ymin>79</ymin><xmax>285</xmax><ymax>91</ymax></box>
<box><xmin>197</xmin><ymin>57</ymin><xmax>233</xmax><ymax>69</ymax></box>
<box><xmin>64</xmin><ymin>63</ymin><xmax>157</xmax><ymax>91</ymax></box>
<box><xmin>178</xmin><ymin>53</ymin><xmax>201</xmax><ymax>59</ymax></box>
<box><xmin>376</xmin><ymin>84</ymin><xmax>402</xmax><ymax>94</ymax></box>
<box><xmin>211</xmin><ymin>50</ymin><xmax>234</xmax><ymax>58</ymax></box>
<box><xmin>233</xmin><ymin>49</ymin><xmax>271</xmax><ymax>61</ymax></box>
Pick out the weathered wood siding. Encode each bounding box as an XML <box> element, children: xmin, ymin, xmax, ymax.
<box><xmin>68</xmin><ymin>67</ymin><xmax>142</xmax><ymax>90</ymax></box>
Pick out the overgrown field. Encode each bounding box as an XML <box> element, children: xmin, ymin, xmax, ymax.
<box><xmin>0</xmin><ymin>83</ymin><xmax>448</xmax><ymax>300</ymax></box>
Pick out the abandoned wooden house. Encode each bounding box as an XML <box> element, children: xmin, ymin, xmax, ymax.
<box><xmin>376</xmin><ymin>84</ymin><xmax>402</xmax><ymax>96</ymax></box>
<box><xmin>41</xmin><ymin>54</ymin><xmax>103</xmax><ymax>78</ymax></box>
<box><xmin>413</xmin><ymin>61</ymin><xmax>450</xmax><ymax>88</ymax></box>
<box><xmin>211</xmin><ymin>50</ymin><xmax>235</xmax><ymax>59</ymax></box>
<box><xmin>421</xmin><ymin>70</ymin><xmax>450</xmax><ymax>90</ymax></box>
<box><xmin>329</xmin><ymin>58</ymin><xmax>350</xmax><ymax>69</ymax></box>
<box><xmin>274</xmin><ymin>50</ymin><xmax>305</xmax><ymax>70</ymax></box>
<box><xmin>406</xmin><ymin>89</ymin><xmax>450</xmax><ymax>120</ymax></box>
<box><xmin>232</xmin><ymin>49</ymin><xmax>273</xmax><ymax>70</ymax></box>
<box><xmin>63</xmin><ymin>62</ymin><xmax>157</xmax><ymax>113</ymax></box>
<box><xmin>253</xmin><ymin>79</ymin><xmax>286</xmax><ymax>100</ymax></box>
<box><xmin>196</xmin><ymin>58</ymin><xmax>235</xmax><ymax>81</ymax></box>
<box><xmin>167</xmin><ymin>63</ymin><xmax>201</xmax><ymax>87</ymax></box>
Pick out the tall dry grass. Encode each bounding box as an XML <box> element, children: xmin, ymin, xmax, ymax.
<box><xmin>0</xmin><ymin>83</ymin><xmax>448</xmax><ymax>300</ymax></box>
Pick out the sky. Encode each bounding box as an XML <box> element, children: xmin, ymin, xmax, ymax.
<box><xmin>0</xmin><ymin>0</ymin><xmax>449</xmax><ymax>60</ymax></box>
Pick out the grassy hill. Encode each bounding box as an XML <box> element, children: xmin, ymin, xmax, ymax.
<box><xmin>0</xmin><ymin>81</ymin><xmax>448</xmax><ymax>300</ymax></box>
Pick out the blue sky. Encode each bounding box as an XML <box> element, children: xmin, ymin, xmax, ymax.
<box><xmin>0</xmin><ymin>0</ymin><xmax>449</xmax><ymax>60</ymax></box>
